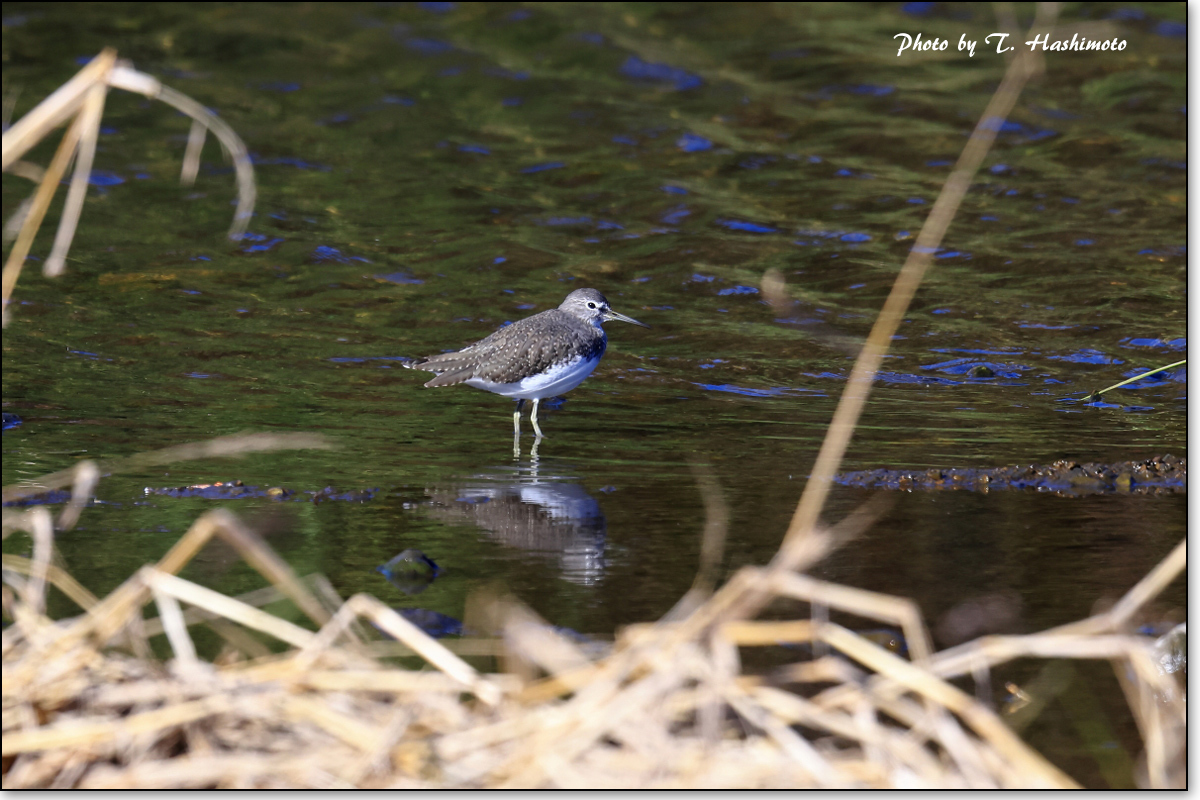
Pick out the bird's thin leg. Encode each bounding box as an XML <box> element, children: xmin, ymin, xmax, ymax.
<box><xmin>513</xmin><ymin>399</ymin><xmax>525</xmax><ymax>437</ymax></box>
<box><xmin>530</xmin><ymin>398</ymin><xmax>545</xmax><ymax>439</ymax></box>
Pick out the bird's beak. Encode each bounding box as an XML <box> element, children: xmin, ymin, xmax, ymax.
<box><xmin>604</xmin><ymin>308</ymin><xmax>650</xmax><ymax>328</ymax></box>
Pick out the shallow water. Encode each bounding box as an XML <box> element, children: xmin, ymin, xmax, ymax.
<box><xmin>2</xmin><ymin>3</ymin><xmax>1186</xmax><ymax>786</ymax></box>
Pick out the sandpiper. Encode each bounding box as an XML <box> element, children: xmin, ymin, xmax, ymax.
<box><xmin>404</xmin><ymin>288</ymin><xmax>648</xmax><ymax>438</ymax></box>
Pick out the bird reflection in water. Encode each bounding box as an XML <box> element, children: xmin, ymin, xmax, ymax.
<box><xmin>424</xmin><ymin>451</ymin><xmax>607</xmax><ymax>585</ymax></box>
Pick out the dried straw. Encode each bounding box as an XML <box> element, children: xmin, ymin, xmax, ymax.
<box><xmin>2</xmin><ymin>523</ymin><xmax>1174</xmax><ymax>788</ymax></box>
<box><xmin>2</xmin><ymin>48</ymin><xmax>256</xmax><ymax>326</ymax></box>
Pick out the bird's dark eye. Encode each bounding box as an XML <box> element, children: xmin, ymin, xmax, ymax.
<box><xmin>587</xmin><ymin>302</ymin><xmax>597</xmax><ymax>309</ymax></box>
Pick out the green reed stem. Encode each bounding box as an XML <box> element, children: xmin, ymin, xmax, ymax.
<box><xmin>1087</xmin><ymin>359</ymin><xmax>1185</xmax><ymax>401</ymax></box>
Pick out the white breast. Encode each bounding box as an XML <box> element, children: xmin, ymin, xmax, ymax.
<box><xmin>465</xmin><ymin>355</ymin><xmax>601</xmax><ymax>400</ymax></box>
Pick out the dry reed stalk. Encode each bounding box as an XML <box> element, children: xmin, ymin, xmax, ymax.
<box><xmin>45</xmin><ymin>83</ymin><xmax>106</xmax><ymax>276</ymax></box>
<box><xmin>687</xmin><ymin>3</ymin><xmax>1064</xmax><ymax>638</ymax></box>
<box><xmin>687</xmin><ymin>461</ymin><xmax>730</xmax><ymax>596</ymax></box>
<box><xmin>927</xmin><ymin>539</ymin><xmax>1186</xmax><ymax>682</ymax></box>
<box><xmin>294</xmin><ymin>593</ymin><xmax>502</xmax><ymax>707</ymax></box>
<box><xmin>142</xmin><ymin>569</ymin><xmax>315</xmax><ymax>650</ymax></box>
<box><xmin>2</xmin><ymin>495</ymin><xmax>342</xmax><ymax>706</ymax></box>
<box><xmin>75</xmin><ymin>751</ymin><xmax>352</xmax><ymax>790</ymax></box>
<box><xmin>433</xmin><ymin>706</ymin><xmax>550</xmax><ymax>761</ymax></box>
<box><xmin>499</xmin><ymin>597</ymin><xmax>593</xmax><ymax>678</ymax></box>
<box><xmin>7</xmin><ymin>511</ymin><xmax>322</xmax><ymax>686</ymax></box>
<box><xmin>721</xmin><ymin>686</ymin><xmax>843</xmax><ymax>786</ymax></box>
<box><xmin>774</xmin><ymin>653</ymin><xmax>865</xmax><ymax>684</ymax></box>
<box><xmin>342</xmin><ymin>707</ymin><xmax>413</xmax><ymax>785</ymax></box>
<box><xmin>766</xmin><ymin>570</ymin><xmax>934</xmax><ymax>662</ymax></box>
<box><xmin>755</xmin><ymin>683</ymin><xmax>953</xmax><ymax>783</ymax></box>
<box><xmin>1060</xmin><ymin>537</ymin><xmax>1186</xmax><ymax>635</ymax></box>
<box><xmin>3</xmin><ymin>432</ymin><xmax>331</xmax><ymax>505</ymax></box>
<box><xmin>296</xmin><ymin>669</ymin><xmax>522</xmax><ymax>696</ymax></box>
<box><xmin>1112</xmin><ymin>645</ymin><xmax>1186</xmax><ymax>789</ymax></box>
<box><xmin>1</xmin><ymin>92</ymin><xmax>91</xmax><ymax>323</ymax></box>
<box><xmin>15</xmin><ymin>507</ymin><xmax>53</xmax><ymax>618</ymax></box>
<box><xmin>366</xmin><ymin>638</ymin><xmax>506</xmax><ymax>659</ymax></box>
<box><xmin>3</xmin><ymin>694</ymin><xmax>239</xmax><ymax>755</ymax></box>
<box><xmin>1</xmin><ymin>554</ymin><xmax>98</xmax><ymax>612</ymax></box>
<box><xmin>1</xmin><ymin>540</ymin><xmax>1185</xmax><ymax>789</ymax></box>
<box><xmin>719</xmin><ymin>619</ymin><xmax>815</xmax><ymax>646</ymax></box>
<box><xmin>643</xmin><ymin>495</ymin><xmax>890</xmax><ymax>663</ymax></box>
<box><xmin>137</xmin><ymin>573</ymin><xmax>342</xmax><ymax>643</ymax></box>
<box><xmin>2</xmin><ymin>49</ymin><xmax>256</xmax><ymax>324</ymax></box>
<box><xmin>279</xmin><ymin>695</ymin><xmax>383</xmax><ymax>753</ymax></box>
<box><xmin>140</xmin><ymin>581</ymin><xmax>292</xmax><ymax>637</ymax></box>
<box><xmin>149</xmin><ymin>579</ymin><xmax>198</xmax><ymax>666</ymax></box>
<box><xmin>771</xmin><ymin>3</ymin><xmax>1057</xmax><ymax>568</ymax></box>
<box><xmin>54</xmin><ymin>459</ymin><xmax>99</xmax><ymax>532</ymax></box>
<box><xmin>497</xmin><ymin>665</ymin><xmax>688</xmax><ymax>788</ymax></box>
<box><xmin>152</xmin><ymin>509</ymin><xmax>330</xmax><ymax>629</ymax></box>
<box><xmin>2</xmin><ymin>52</ymin><xmax>117</xmax><ymax>168</ymax></box>
<box><xmin>814</xmin><ymin>622</ymin><xmax>1078</xmax><ymax>788</ymax></box>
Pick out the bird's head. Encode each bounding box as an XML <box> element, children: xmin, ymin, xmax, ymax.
<box><xmin>561</xmin><ymin>288</ymin><xmax>649</xmax><ymax>329</ymax></box>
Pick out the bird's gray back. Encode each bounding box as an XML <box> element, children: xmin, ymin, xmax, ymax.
<box><xmin>411</xmin><ymin>308</ymin><xmax>606</xmax><ymax>387</ymax></box>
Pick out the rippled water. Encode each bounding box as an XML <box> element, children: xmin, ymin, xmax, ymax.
<box><xmin>2</xmin><ymin>3</ymin><xmax>1186</xmax><ymax>786</ymax></box>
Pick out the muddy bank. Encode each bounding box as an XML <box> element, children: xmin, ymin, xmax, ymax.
<box><xmin>835</xmin><ymin>455</ymin><xmax>1185</xmax><ymax>496</ymax></box>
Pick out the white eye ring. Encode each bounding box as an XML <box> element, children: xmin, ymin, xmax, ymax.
<box><xmin>587</xmin><ymin>302</ymin><xmax>597</xmax><ymax>309</ymax></box>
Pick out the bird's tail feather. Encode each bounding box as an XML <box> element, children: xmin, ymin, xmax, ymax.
<box><xmin>423</xmin><ymin>368</ymin><xmax>475</xmax><ymax>387</ymax></box>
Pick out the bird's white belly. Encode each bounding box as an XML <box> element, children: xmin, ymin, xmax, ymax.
<box><xmin>465</xmin><ymin>355</ymin><xmax>600</xmax><ymax>400</ymax></box>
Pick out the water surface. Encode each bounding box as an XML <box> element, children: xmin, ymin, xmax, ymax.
<box><xmin>2</xmin><ymin>3</ymin><xmax>1185</xmax><ymax>787</ymax></box>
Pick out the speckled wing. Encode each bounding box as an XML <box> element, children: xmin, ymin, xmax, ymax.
<box><xmin>408</xmin><ymin>309</ymin><xmax>606</xmax><ymax>388</ymax></box>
